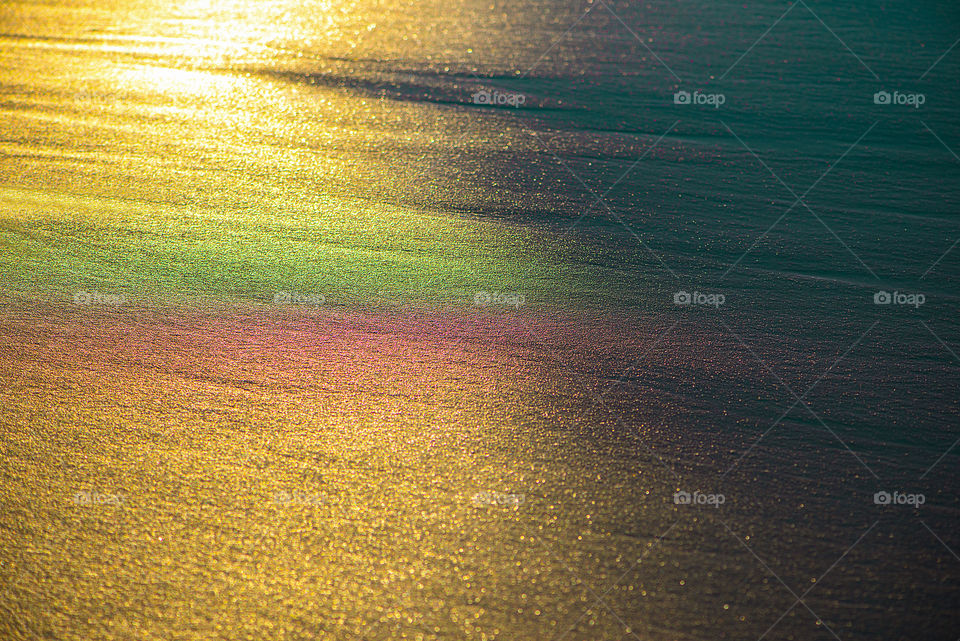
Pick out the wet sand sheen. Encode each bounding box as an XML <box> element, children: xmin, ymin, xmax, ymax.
<box><xmin>0</xmin><ymin>300</ymin><xmax>682</xmax><ymax>640</ymax></box>
<box><xmin>2</xmin><ymin>0</ymin><xmax>959</xmax><ymax>638</ymax></box>
<box><xmin>4</xmin><ymin>296</ymin><xmax>952</xmax><ymax>639</ymax></box>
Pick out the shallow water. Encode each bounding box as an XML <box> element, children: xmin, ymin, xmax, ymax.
<box><xmin>1</xmin><ymin>1</ymin><xmax>959</xmax><ymax>639</ymax></box>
